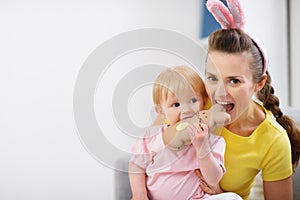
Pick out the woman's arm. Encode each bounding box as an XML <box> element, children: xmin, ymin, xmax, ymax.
<box><xmin>263</xmin><ymin>176</ymin><xmax>293</xmax><ymax>200</ymax></box>
<box><xmin>128</xmin><ymin>162</ymin><xmax>149</xmax><ymax>200</ymax></box>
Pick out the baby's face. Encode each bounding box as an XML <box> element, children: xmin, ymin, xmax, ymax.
<box><xmin>160</xmin><ymin>89</ymin><xmax>205</xmax><ymax>125</ymax></box>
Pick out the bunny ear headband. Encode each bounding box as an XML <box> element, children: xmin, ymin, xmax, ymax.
<box><xmin>206</xmin><ymin>0</ymin><xmax>268</xmax><ymax>74</ymax></box>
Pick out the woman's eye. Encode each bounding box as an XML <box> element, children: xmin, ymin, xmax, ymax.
<box><xmin>171</xmin><ymin>103</ymin><xmax>180</xmax><ymax>108</ymax></box>
<box><xmin>230</xmin><ymin>79</ymin><xmax>241</xmax><ymax>85</ymax></box>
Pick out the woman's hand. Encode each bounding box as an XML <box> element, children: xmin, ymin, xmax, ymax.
<box><xmin>195</xmin><ymin>169</ymin><xmax>223</xmax><ymax>194</ymax></box>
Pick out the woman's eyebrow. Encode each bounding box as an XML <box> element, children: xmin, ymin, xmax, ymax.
<box><xmin>227</xmin><ymin>75</ymin><xmax>244</xmax><ymax>79</ymax></box>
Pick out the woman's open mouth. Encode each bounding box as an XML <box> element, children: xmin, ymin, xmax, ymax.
<box><xmin>216</xmin><ymin>100</ymin><xmax>234</xmax><ymax>112</ymax></box>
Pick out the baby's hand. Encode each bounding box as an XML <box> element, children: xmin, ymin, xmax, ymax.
<box><xmin>163</xmin><ymin>104</ymin><xmax>230</xmax><ymax>151</ymax></box>
<box><xmin>189</xmin><ymin>123</ymin><xmax>211</xmax><ymax>159</ymax></box>
<box><xmin>163</xmin><ymin>115</ymin><xmax>198</xmax><ymax>151</ymax></box>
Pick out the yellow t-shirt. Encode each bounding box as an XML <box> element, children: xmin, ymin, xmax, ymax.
<box><xmin>215</xmin><ymin>104</ymin><xmax>293</xmax><ymax>200</ymax></box>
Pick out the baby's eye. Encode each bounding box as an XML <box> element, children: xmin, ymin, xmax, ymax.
<box><xmin>171</xmin><ymin>102</ymin><xmax>180</xmax><ymax>108</ymax></box>
<box><xmin>190</xmin><ymin>98</ymin><xmax>198</xmax><ymax>104</ymax></box>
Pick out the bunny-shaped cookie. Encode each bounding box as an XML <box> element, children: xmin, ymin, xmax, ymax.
<box><xmin>163</xmin><ymin>104</ymin><xmax>231</xmax><ymax>151</ymax></box>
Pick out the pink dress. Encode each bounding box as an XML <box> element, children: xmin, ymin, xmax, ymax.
<box><xmin>130</xmin><ymin>125</ymin><xmax>226</xmax><ymax>200</ymax></box>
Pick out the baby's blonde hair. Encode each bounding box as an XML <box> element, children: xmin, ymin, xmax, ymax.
<box><xmin>152</xmin><ymin>66</ymin><xmax>208</xmax><ymax>106</ymax></box>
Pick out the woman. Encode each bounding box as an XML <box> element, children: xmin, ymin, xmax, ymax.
<box><xmin>202</xmin><ymin>28</ymin><xmax>300</xmax><ymax>199</ymax></box>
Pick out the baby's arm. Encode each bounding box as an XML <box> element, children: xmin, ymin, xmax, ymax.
<box><xmin>128</xmin><ymin>162</ymin><xmax>149</xmax><ymax>200</ymax></box>
<box><xmin>189</xmin><ymin>123</ymin><xmax>224</xmax><ymax>187</ymax></box>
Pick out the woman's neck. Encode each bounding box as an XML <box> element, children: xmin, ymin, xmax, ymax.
<box><xmin>225</xmin><ymin>101</ymin><xmax>265</xmax><ymax>137</ymax></box>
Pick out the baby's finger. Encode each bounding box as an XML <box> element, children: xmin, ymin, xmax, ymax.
<box><xmin>195</xmin><ymin>169</ymin><xmax>204</xmax><ymax>180</ymax></box>
<box><xmin>199</xmin><ymin>123</ymin><xmax>208</xmax><ymax>132</ymax></box>
<box><xmin>200</xmin><ymin>181</ymin><xmax>216</xmax><ymax>195</ymax></box>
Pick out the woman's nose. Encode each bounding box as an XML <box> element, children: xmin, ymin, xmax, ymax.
<box><xmin>215</xmin><ymin>83</ymin><xmax>227</xmax><ymax>96</ymax></box>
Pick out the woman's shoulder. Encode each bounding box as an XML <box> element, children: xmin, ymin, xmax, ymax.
<box><xmin>260</xmin><ymin>105</ymin><xmax>286</xmax><ymax>135</ymax></box>
<box><xmin>253</xmin><ymin>107</ymin><xmax>290</xmax><ymax>152</ymax></box>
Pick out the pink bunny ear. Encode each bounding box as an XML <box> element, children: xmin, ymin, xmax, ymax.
<box><xmin>206</xmin><ymin>0</ymin><xmax>234</xmax><ymax>29</ymax></box>
<box><xmin>206</xmin><ymin>0</ymin><xmax>245</xmax><ymax>29</ymax></box>
<box><xmin>206</xmin><ymin>0</ymin><xmax>268</xmax><ymax>74</ymax></box>
<box><xmin>226</xmin><ymin>0</ymin><xmax>245</xmax><ymax>29</ymax></box>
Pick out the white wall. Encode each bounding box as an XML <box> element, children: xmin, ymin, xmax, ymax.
<box><xmin>244</xmin><ymin>0</ymin><xmax>289</xmax><ymax>107</ymax></box>
<box><xmin>290</xmin><ymin>0</ymin><xmax>300</xmax><ymax>108</ymax></box>
<box><xmin>0</xmin><ymin>0</ymin><xmax>288</xmax><ymax>199</ymax></box>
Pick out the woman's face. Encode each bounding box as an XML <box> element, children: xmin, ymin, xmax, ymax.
<box><xmin>205</xmin><ymin>51</ymin><xmax>257</xmax><ymax>122</ymax></box>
